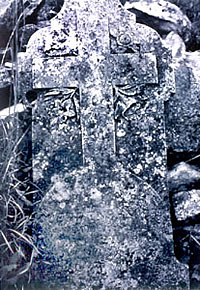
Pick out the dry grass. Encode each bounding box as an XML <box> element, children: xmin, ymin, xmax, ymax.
<box><xmin>0</xmin><ymin>112</ymin><xmax>39</xmax><ymax>288</ymax></box>
<box><xmin>0</xmin><ymin>1</ymin><xmax>45</xmax><ymax>287</ymax></box>
<box><xmin>0</xmin><ymin>2</ymin><xmax>41</xmax><ymax>287</ymax></box>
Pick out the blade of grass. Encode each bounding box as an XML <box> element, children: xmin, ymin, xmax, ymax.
<box><xmin>9</xmin><ymin>229</ymin><xmax>40</xmax><ymax>254</ymax></box>
<box><xmin>17</xmin><ymin>248</ymin><xmax>36</xmax><ymax>276</ymax></box>
<box><xmin>2</xmin><ymin>126</ymin><xmax>30</xmax><ymax>181</ymax></box>
<box><xmin>0</xmin><ymin>230</ymin><xmax>14</xmax><ymax>254</ymax></box>
<box><xmin>186</xmin><ymin>154</ymin><xmax>200</xmax><ymax>164</ymax></box>
<box><xmin>10</xmin><ymin>198</ymin><xmax>24</xmax><ymax>217</ymax></box>
<box><xmin>191</xmin><ymin>234</ymin><xmax>200</xmax><ymax>248</ymax></box>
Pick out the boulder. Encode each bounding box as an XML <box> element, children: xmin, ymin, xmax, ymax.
<box><xmin>168</xmin><ymin>162</ymin><xmax>200</xmax><ymax>193</ymax></box>
<box><xmin>124</xmin><ymin>0</ymin><xmax>192</xmax><ymax>43</ymax></box>
<box><xmin>172</xmin><ymin>190</ymin><xmax>200</xmax><ymax>221</ymax></box>
<box><xmin>168</xmin><ymin>0</ymin><xmax>200</xmax><ymax>23</ymax></box>
<box><xmin>162</xmin><ymin>31</ymin><xmax>186</xmax><ymax>60</ymax></box>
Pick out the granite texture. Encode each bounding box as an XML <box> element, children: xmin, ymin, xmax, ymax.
<box><xmin>18</xmin><ymin>0</ymin><xmax>189</xmax><ymax>288</ymax></box>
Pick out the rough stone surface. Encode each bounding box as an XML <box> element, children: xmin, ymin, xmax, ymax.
<box><xmin>124</xmin><ymin>0</ymin><xmax>192</xmax><ymax>43</ymax></box>
<box><xmin>172</xmin><ymin>190</ymin><xmax>200</xmax><ymax>221</ymax></box>
<box><xmin>123</xmin><ymin>0</ymin><xmax>200</xmax><ymax>51</ymax></box>
<box><xmin>168</xmin><ymin>0</ymin><xmax>200</xmax><ymax>24</ymax></box>
<box><xmin>165</xmin><ymin>63</ymin><xmax>200</xmax><ymax>152</ymax></box>
<box><xmin>0</xmin><ymin>65</ymin><xmax>12</xmax><ymax>88</ymax></box>
<box><xmin>163</xmin><ymin>31</ymin><xmax>186</xmax><ymax>60</ymax></box>
<box><xmin>168</xmin><ymin>161</ymin><xmax>200</xmax><ymax>285</ymax></box>
<box><xmin>33</xmin><ymin>165</ymin><xmax>187</xmax><ymax>289</ymax></box>
<box><xmin>122</xmin><ymin>1</ymin><xmax>200</xmax><ymax>153</ymax></box>
<box><xmin>18</xmin><ymin>0</ymin><xmax>188</xmax><ymax>288</ymax></box>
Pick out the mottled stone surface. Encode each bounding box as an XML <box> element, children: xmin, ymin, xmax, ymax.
<box><xmin>32</xmin><ymin>88</ymin><xmax>82</xmax><ymax>195</ymax></box>
<box><xmin>0</xmin><ymin>65</ymin><xmax>11</xmax><ymax>88</ymax></box>
<box><xmin>172</xmin><ymin>190</ymin><xmax>200</xmax><ymax>221</ymax></box>
<box><xmin>124</xmin><ymin>0</ymin><xmax>192</xmax><ymax>43</ymax></box>
<box><xmin>33</xmin><ymin>165</ymin><xmax>187</xmax><ymax>289</ymax></box>
<box><xmin>18</xmin><ymin>0</ymin><xmax>188</xmax><ymax>288</ymax></box>
<box><xmin>165</xmin><ymin>63</ymin><xmax>200</xmax><ymax>152</ymax></box>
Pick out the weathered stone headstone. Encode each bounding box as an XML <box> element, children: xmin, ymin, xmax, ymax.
<box><xmin>18</xmin><ymin>0</ymin><xmax>189</xmax><ymax>288</ymax></box>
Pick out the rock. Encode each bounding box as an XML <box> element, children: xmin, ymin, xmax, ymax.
<box><xmin>165</xmin><ymin>59</ymin><xmax>200</xmax><ymax>151</ymax></box>
<box><xmin>163</xmin><ymin>31</ymin><xmax>186</xmax><ymax>60</ymax></box>
<box><xmin>0</xmin><ymin>65</ymin><xmax>12</xmax><ymax>88</ymax></box>
<box><xmin>168</xmin><ymin>0</ymin><xmax>200</xmax><ymax>23</ymax></box>
<box><xmin>165</xmin><ymin>0</ymin><xmax>200</xmax><ymax>50</ymax></box>
<box><xmin>0</xmin><ymin>0</ymin><xmax>63</xmax><ymax>49</ymax></box>
<box><xmin>185</xmin><ymin>50</ymin><xmax>200</xmax><ymax>79</ymax></box>
<box><xmin>172</xmin><ymin>190</ymin><xmax>200</xmax><ymax>221</ymax></box>
<box><xmin>168</xmin><ymin>162</ymin><xmax>200</xmax><ymax>192</ymax></box>
<box><xmin>124</xmin><ymin>0</ymin><xmax>192</xmax><ymax>44</ymax></box>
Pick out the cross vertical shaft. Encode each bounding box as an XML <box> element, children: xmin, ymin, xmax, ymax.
<box><xmin>76</xmin><ymin>0</ymin><xmax>116</xmax><ymax>169</ymax></box>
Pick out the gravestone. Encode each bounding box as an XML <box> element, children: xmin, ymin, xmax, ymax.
<box><xmin>18</xmin><ymin>0</ymin><xmax>189</xmax><ymax>288</ymax></box>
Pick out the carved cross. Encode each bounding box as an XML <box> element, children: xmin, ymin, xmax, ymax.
<box><xmin>18</xmin><ymin>0</ymin><xmax>189</xmax><ymax>286</ymax></box>
<box><xmin>32</xmin><ymin>0</ymin><xmax>158</xmax><ymax>172</ymax></box>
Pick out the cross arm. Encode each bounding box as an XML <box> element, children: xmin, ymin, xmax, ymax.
<box><xmin>32</xmin><ymin>57</ymin><xmax>80</xmax><ymax>89</ymax></box>
<box><xmin>111</xmin><ymin>53</ymin><xmax>158</xmax><ymax>86</ymax></box>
